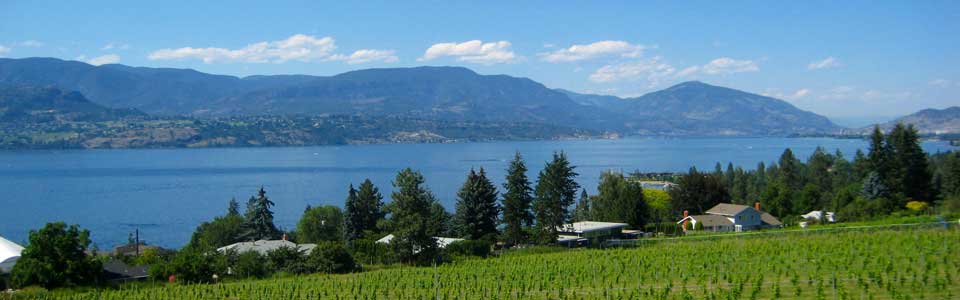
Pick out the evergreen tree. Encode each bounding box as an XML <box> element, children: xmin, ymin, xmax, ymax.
<box><xmin>501</xmin><ymin>152</ymin><xmax>534</xmax><ymax>246</ymax></box>
<box><xmin>241</xmin><ymin>187</ymin><xmax>280</xmax><ymax>241</ymax></box>
<box><xmin>343</xmin><ymin>184</ymin><xmax>360</xmax><ymax>241</ymax></box>
<box><xmin>344</xmin><ymin>180</ymin><xmax>385</xmax><ymax>241</ymax></box>
<box><xmin>861</xmin><ymin>171</ymin><xmax>890</xmax><ymax>200</ymax></box>
<box><xmin>389</xmin><ymin>168</ymin><xmax>438</xmax><ymax>264</ymax></box>
<box><xmin>852</xmin><ymin>149</ymin><xmax>870</xmax><ymax>180</ymax></box>
<box><xmin>591</xmin><ymin>171</ymin><xmax>648</xmax><ymax>229</ymax></box>
<box><xmin>453</xmin><ymin>168</ymin><xmax>500</xmax><ymax>240</ymax></box>
<box><xmin>572</xmin><ymin>189</ymin><xmax>592</xmax><ymax>222</ymax></box>
<box><xmin>778</xmin><ymin>148</ymin><xmax>801</xmax><ymax>192</ymax></box>
<box><xmin>427</xmin><ymin>200</ymin><xmax>452</xmax><ymax>238</ymax></box>
<box><xmin>533</xmin><ymin>151</ymin><xmax>580</xmax><ymax>244</ymax></box>
<box><xmin>669</xmin><ymin>167</ymin><xmax>731</xmax><ymax>215</ymax></box>
<box><xmin>888</xmin><ymin>123</ymin><xmax>933</xmax><ymax>202</ymax></box>
<box><xmin>227</xmin><ymin>197</ymin><xmax>240</xmax><ymax>217</ymax></box>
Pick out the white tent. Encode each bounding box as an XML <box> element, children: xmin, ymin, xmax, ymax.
<box><xmin>0</xmin><ymin>235</ymin><xmax>24</xmax><ymax>273</ymax></box>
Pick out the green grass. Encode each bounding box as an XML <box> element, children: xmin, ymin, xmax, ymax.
<box><xmin>6</xmin><ymin>224</ymin><xmax>958</xmax><ymax>300</ymax></box>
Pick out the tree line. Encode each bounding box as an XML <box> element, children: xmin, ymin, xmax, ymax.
<box><xmin>668</xmin><ymin>124</ymin><xmax>959</xmax><ymax>225</ymax></box>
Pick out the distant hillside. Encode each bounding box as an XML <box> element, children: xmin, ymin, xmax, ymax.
<box><xmin>0</xmin><ymin>85</ymin><xmax>142</xmax><ymax>122</ymax></box>
<box><xmin>861</xmin><ymin>107</ymin><xmax>960</xmax><ymax>134</ymax></box>
<box><xmin>563</xmin><ymin>82</ymin><xmax>841</xmax><ymax>136</ymax></box>
<box><xmin>0</xmin><ymin>57</ymin><xmax>842</xmax><ymax>136</ymax></box>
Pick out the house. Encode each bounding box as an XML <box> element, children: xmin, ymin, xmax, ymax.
<box><xmin>0</xmin><ymin>235</ymin><xmax>24</xmax><ymax>273</ymax></box>
<box><xmin>801</xmin><ymin>211</ymin><xmax>836</xmax><ymax>223</ymax></box>
<box><xmin>375</xmin><ymin>234</ymin><xmax>463</xmax><ymax>249</ymax></box>
<box><xmin>677</xmin><ymin>203</ymin><xmax>782</xmax><ymax>233</ymax></box>
<box><xmin>217</xmin><ymin>239</ymin><xmax>317</xmax><ymax>256</ymax></box>
<box><xmin>556</xmin><ymin>221</ymin><xmax>629</xmax><ymax>246</ymax></box>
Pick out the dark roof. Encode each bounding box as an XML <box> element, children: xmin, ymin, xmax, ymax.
<box><xmin>689</xmin><ymin>215</ymin><xmax>733</xmax><ymax>227</ymax></box>
<box><xmin>706</xmin><ymin>203</ymin><xmax>752</xmax><ymax>216</ymax></box>
<box><xmin>103</xmin><ymin>260</ymin><xmax>149</xmax><ymax>280</ymax></box>
<box><xmin>761</xmin><ymin>212</ymin><xmax>783</xmax><ymax>226</ymax></box>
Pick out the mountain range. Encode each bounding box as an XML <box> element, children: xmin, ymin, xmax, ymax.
<box><xmin>1</xmin><ymin>57</ymin><xmax>847</xmax><ymax>136</ymax></box>
<box><xmin>860</xmin><ymin>106</ymin><xmax>960</xmax><ymax>135</ymax></box>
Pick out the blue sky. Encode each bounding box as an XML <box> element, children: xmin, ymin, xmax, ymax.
<box><xmin>1</xmin><ymin>1</ymin><xmax>958</xmax><ymax>126</ymax></box>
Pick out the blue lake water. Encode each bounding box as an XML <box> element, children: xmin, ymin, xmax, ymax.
<box><xmin>0</xmin><ymin>137</ymin><xmax>954</xmax><ymax>249</ymax></box>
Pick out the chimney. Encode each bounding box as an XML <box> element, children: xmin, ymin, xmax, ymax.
<box><xmin>682</xmin><ymin>210</ymin><xmax>689</xmax><ymax>231</ymax></box>
<box><xmin>281</xmin><ymin>233</ymin><xmax>288</xmax><ymax>241</ymax></box>
<box><xmin>755</xmin><ymin>201</ymin><xmax>761</xmax><ymax>211</ymax></box>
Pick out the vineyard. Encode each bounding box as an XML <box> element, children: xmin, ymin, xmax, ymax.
<box><xmin>6</xmin><ymin>225</ymin><xmax>958</xmax><ymax>300</ymax></box>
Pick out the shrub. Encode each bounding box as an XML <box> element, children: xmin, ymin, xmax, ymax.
<box><xmin>10</xmin><ymin>222</ymin><xmax>104</xmax><ymax>289</ymax></box>
<box><xmin>266</xmin><ymin>246</ymin><xmax>309</xmax><ymax>274</ymax></box>
<box><xmin>149</xmin><ymin>248</ymin><xmax>227</xmax><ymax>283</ymax></box>
<box><xmin>445</xmin><ymin>240</ymin><xmax>493</xmax><ymax>258</ymax></box>
<box><xmin>307</xmin><ymin>242</ymin><xmax>357</xmax><ymax>274</ymax></box>
<box><xmin>905</xmin><ymin>201</ymin><xmax>929</xmax><ymax>212</ymax></box>
<box><xmin>232</xmin><ymin>251</ymin><xmax>269</xmax><ymax>279</ymax></box>
<box><xmin>348</xmin><ymin>239</ymin><xmax>397</xmax><ymax>266</ymax></box>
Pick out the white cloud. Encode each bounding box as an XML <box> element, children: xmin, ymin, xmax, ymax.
<box><xmin>418</xmin><ymin>40</ymin><xmax>518</xmax><ymax>65</ymax></box>
<box><xmin>539</xmin><ymin>40</ymin><xmax>647</xmax><ymax>63</ymax></box>
<box><xmin>701</xmin><ymin>57</ymin><xmax>759</xmax><ymax>74</ymax></box>
<box><xmin>589</xmin><ymin>57</ymin><xmax>676</xmax><ymax>85</ymax></box>
<box><xmin>675</xmin><ymin>66</ymin><xmax>700</xmax><ymax>78</ymax></box>
<box><xmin>329</xmin><ymin>49</ymin><xmax>399</xmax><ymax>64</ymax></box>
<box><xmin>149</xmin><ymin>34</ymin><xmax>338</xmax><ymax>64</ymax></box>
<box><xmin>79</xmin><ymin>54</ymin><xmax>121</xmax><ymax>66</ymax></box>
<box><xmin>929</xmin><ymin>79</ymin><xmax>951</xmax><ymax>88</ymax></box>
<box><xmin>18</xmin><ymin>40</ymin><xmax>43</xmax><ymax>47</ymax></box>
<box><xmin>102</xmin><ymin>42</ymin><xmax>131</xmax><ymax>51</ymax></box>
<box><xmin>818</xmin><ymin>86</ymin><xmax>857</xmax><ymax>101</ymax></box>
<box><xmin>0</xmin><ymin>45</ymin><xmax>10</xmax><ymax>57</ymax></box>
<box><xmin>807</xmin><ymin>57</ymin><xmax>840</xmax><ymax>70</ymax></box>
<box><xmin>763</xmin><ymin>88</ymin><xmax>811</xmax><ymax>100</ymax></box>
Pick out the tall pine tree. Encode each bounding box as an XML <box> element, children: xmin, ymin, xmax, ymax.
<box><xmin>241</xmin><ymin>187</ymin><xmax>280</xmax><ymax>241</ymax></box>
<box><xmin>533</xmin><ymin>151</ymin><xmax>579</xmax><ymax>244</ymax></box>
<box><xmin>453</xmin><ymin>168</ymin><xmax>500</xmax><ymax>240</ymax></box>
<box><xmin>501</xmin><ymin>152</ymin><xmax>533</xmax><ymax>246</ymax></box>
<box><xmin>344</xmin><ymin>180</ymin><xmax>385</xmax><ymax>241</ymax></box>
<box><xmin>389</xmin><ymin>168</ymin><xmax>437</xmax><ymax>264</ymax></box>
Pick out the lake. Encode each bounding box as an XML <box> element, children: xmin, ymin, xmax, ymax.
<box><xmin>0</xmin><ymin>137</ymin><xmax>954</xmax><ymax>249</ymax></box>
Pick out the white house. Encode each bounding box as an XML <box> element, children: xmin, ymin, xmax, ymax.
<box><xmin>677</xmin><ymin>203</ymin><xmax>782</xmax><ymax>232</ymax></box>
<box><xmin>801</xmin><ymin>211</ymin><xmax>836</xmax><ymax>223</ymax></box>
<box><xmin>0</xmin><ymin>235</ymin><xmax>24</xmax><ymax>273</ymax></box>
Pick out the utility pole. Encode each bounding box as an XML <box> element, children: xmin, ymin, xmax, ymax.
<box><xmin>135</xmin><ymin>228</ymin><xmax>140</xmax><ymax>256</ymax></box>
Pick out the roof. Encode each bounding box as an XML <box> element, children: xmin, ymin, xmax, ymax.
<box><xmin>103</xmin><ymin>260</ymin><xmax>149</xmax><ymax>280</ymax></box>
<box><xmin>216</xmin><ymin>240</ymin><xmax>317</xmax><ymax>255</ymax></box>
<box><xmin>761</xmin><ymin>212</ymin><xmax>783</xmax><ymax>226</ymax></box>
<box><xmin>685</xmin><ymin>215</ymin><xmax>733</xmax><ymax>227</ymax></box>
<box><xmin>705</xmin><ymin>203</ymin><xmax>752</xmax><ymax>216</ymax></box>
<box><xmin>557</xmin><ymin>221</ymin><xmax>629</xmax><ymax>234</ymax></box>
<box><xmin>0</xmin><ymin>235</ymin><xmax>24</xmax><ymax>271</ymax></box>
<box><xmin>375</xmin><ymin>234</ymin><xmax>464</xmax><ymax>248</ymax></box>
